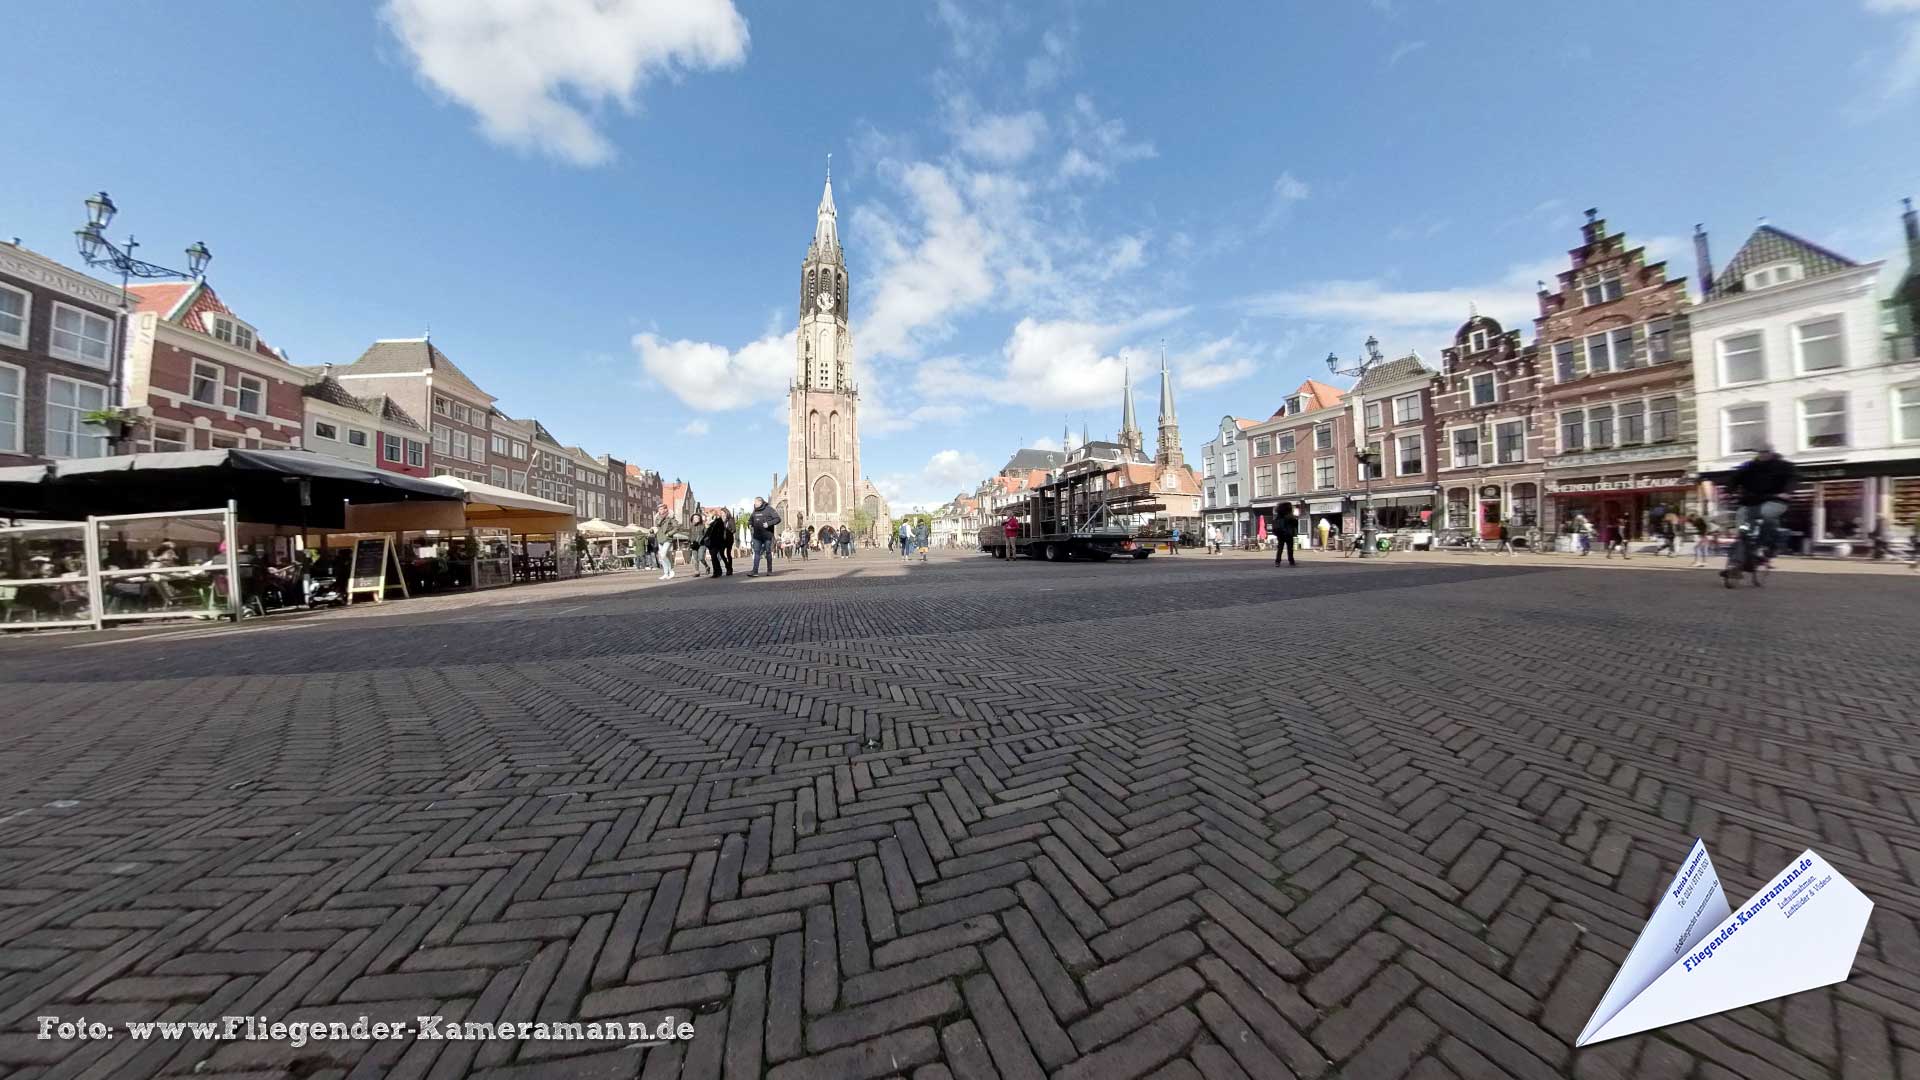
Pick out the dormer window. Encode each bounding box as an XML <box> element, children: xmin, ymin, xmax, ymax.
<box><xmin>1743</xmin><ymin>262</ymin><xmax>1803</xmax><ymax>291</ymax></box>
<box><xmin>1288</xmin><ymin>395</ymin><xmax>1305</xmax><ymax>413</ymax></box>
<box><xmin>1583</xmin><ymin>274</ymin><xmax>1624</xmax><ymax>306</ymax></box>
<box><xmin>1469</xmin><ymin>329</ymin><xmax>1489</xmax><ymax>352</ymax></box>
<box><xmin>210</xmin><ymin>315</ymin><xmax>256</xmax><ymax>352</ymax></box>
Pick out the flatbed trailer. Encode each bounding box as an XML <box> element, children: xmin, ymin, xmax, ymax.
<box><xmin>977</xmin><ymin>459</ymin><xmax>1162</xmax><ymax>561</ymax></box>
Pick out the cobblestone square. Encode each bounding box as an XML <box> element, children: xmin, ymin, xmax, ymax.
<box><xmin>2</xmin><ymin>551</ymin><xmax>1917</xmax><ymax>1079</ymax></box>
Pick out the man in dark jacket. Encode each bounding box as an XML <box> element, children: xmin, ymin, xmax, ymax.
<box><xmin>1274</xmin><ymin>506</ymin><xmax>1298</xmax><ymax>567</ymax></box>
<box><xmin>703</xmin><ymin>512</ymin><xmax>730</xmax><ymax>580</ymax></box>
<box><xmin>799</xmin><ymin>524</ymin><xmax>812</xmax><ymax>560</ymax></box>
<box><xmin>748</xmin><ymin>498</ymin><xmax>782</xmax><ymax>577</ymax></box>
<box><xmin>1729</xmin><ymin>445</ymin><xmax>1797</xmax><ymax>557</ymax></box>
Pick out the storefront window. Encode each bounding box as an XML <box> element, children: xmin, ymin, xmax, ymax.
<box><xmin>1511</xmin><ymin>483</ymin><xmax>1538</xmax><ymax>528</ymax></box>
<box><xmin>1819</xmin><ymin>481</ymin><xmax>1864</xmax><ymax>540</ymax></box>
<box><xmin>1447</xmin><ymin>488</ymin><xmax>1470</xmax><ymax>530</ymax></box>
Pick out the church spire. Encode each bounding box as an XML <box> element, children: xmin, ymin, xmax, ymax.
<box><xmin>1155</xmin><ymin>344</ymin><xmax>1184</xmax><ymax>469</ymax></box>
<box><xmin>811</xmin><ymin>156</ymin><xmax>839</xmax><ymax>260</ymax></box>
<box><xmin>1117</xmin><ymin>360</ymin><xmax>1144</xmax><ymax>459</ymax></box>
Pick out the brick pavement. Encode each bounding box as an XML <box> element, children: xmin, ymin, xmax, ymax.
<box><xmin>1</xmin><ymin>551</ymin><xmax>1918</xmax><ymax>1078</ymax></box>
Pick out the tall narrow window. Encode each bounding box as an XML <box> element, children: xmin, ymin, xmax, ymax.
<box><xmin>0</xmin><ymin>363</ymin><xmax>20</xmax><ymax>453</ymax></box>
<box><xmin>50</xmin><ymin>304</ymin><xmax>113</xmax><ymax>368</ymax></box>
<box><xmin>1618</xmin><ymin>400</ymin><xmax>1645</xmax><ymax>444</ymax></box>
<box><xmin>1647</xmin><ymin>317</ymin><xmax>1673</xmax><ymax>363</ymax></box>
<box><xmin>1650</xmin><ymin>396</ymin><xmax>1680</xmax><ymax>442</ymax></box>
<box><xmin>1796</xmin><ymin>318</ymin><xmax>1844</xmax><ymax>372</ymax></box>
<box><xmin>1801</xmin><ymin>395</ymin><xmax>1846</xmax><ymax>449</ymax></box>
<box><xmin>1555</xmin><ymin>341</ymin><xmax>1578</xmax><ymax>382</ymax></box>
<box><xmin>1725</xmin><ymin>405</ymin><xmax>1768</xmax><ymax>453</ymax></box>
<box><xmin>1587</xmin><ymin>404</ymin><xmax>1614</xmax><ymax>448</ymax></box>
<box><xmin>46</xmin><ymin>376</ymin><xmax>109</xmax><ymax>458</ymax></box>
<box><xmin>1721</xmin><ymin>333</ymin><xmax>1765</xmax><ymax>384</ymax></box>
<box><xmin>1560</xmin><ymin>410</ymin><xmax>1585</xmax><ymax>452</ymax></box>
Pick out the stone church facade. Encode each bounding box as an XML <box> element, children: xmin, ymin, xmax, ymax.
<box><xmin>771</xmin><ymin>169</ymin><xmax>890</xmax><ymax>537</ymax></box>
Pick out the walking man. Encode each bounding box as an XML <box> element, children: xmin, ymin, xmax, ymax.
<box><xmin>915</xmin><ymin>519</ymin><xmax>931</xmax><ymax>562</ymax></box>
<box><xmin>747</xmin><ymin>497</ymin><xmax>781</xmax><ymax>577</ymax></box>
<box><xmin>799</xmin><ymin>524</ymin><xmax>812</xmax><ymax>560</ymax></box>
<box><xmin>1002</xmin><ymin>513</ymin><xmax>1019</xmax><ymax>561</ymax></box>
<box><xmin>1496</xmin><ymin>520</ymin><xmax>1515</xmax><ymax>556</ymax></box>
<box><xmin>837</xmin><ymin>525</ymin><xmax>852</xmax><ymax>557</ymax></box>
<box><xmin>1605</xmin><ymin>516</ymin><xmax>1631</xmax><ymax>559</ymax></box>
<box><xmin>1169</xmin><ymin>525</ymin><xmax>1182</xmax><ymax>555</ymax></box>
<box><xmin>1689</xmin><ymin>512</ymin><xmax>1713</xmax><ymax>567</ymax></box>
<box><xmin>1274</xmin><ymin>507</ymin><xmax>1298</xmax><ymax>567</ymax></box>
<box><xmin>898</xmin><ymin>520</ymin><xmax>913</xmax><ymax>560</ymax></box>
<box><xmin>704</xmin><ymin>511</ymin><xmax>730</xmax><ymax>581</ymax></box>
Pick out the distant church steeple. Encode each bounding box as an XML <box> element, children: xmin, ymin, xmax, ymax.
<box><xmin>1155</xmin><ymin>345</ymin><xmax>1183</xmax><ymax>469</ymax></box>
<box><xmin>1117</xmin><ymin>360</ymin><xmax>1144</xmax><ymax>459</ymax></box>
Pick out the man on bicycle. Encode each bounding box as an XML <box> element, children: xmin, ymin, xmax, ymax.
<box><xmin>1725</xmin><ymin>445</ymin><xmax>1797</xmax><ymax>568</ymax></box>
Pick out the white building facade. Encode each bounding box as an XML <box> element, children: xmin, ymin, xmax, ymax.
<box><xmin>1200</xmin><ymin>416</ymin><xmax>1253</xmax><ymax>545</ymax></box>
<box><xmin>1689</xmin><ymin>224</ymin><xmax>1920</xmax><ymax>550</ymax></box>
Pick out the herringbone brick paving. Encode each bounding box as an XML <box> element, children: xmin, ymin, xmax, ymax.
<box><xmin>1</xmin><ymin>551</ymin><xmax>1917</xmax><ymax>1078</ymax></box>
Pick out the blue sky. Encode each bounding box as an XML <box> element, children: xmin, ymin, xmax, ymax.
<box><xmin>7</xmin><ymin>1</ymin><xmax>1919</xmax><ymax>509</ymax></box>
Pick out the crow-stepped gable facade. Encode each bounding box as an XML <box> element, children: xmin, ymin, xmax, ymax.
<box><xmin>772</xmin><ymin>167</ymin><xmax>889</xmax><ymax>533</ymax></box>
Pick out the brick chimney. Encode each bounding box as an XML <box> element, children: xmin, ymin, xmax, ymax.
<box><xmin>1693</xmin><ymin>224</ymin><xmax>1713</xmax><ymax>300</ymax></box>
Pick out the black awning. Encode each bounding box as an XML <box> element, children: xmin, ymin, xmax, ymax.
<box><xmin>6</xmin><ymin>449</ymin><xmax>462</xmax><ymax>527</ymax></box>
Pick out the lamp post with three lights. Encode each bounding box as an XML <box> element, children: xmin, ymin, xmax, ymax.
<box><xmin>1327</xmin><ymin>335</ymin><xmax>1386</xmax><ymax>558</ymax></box>
<box><xmin>72</xmin><ymin>192</ymin><xmax>210</xmax><ymax>424</ymax></box>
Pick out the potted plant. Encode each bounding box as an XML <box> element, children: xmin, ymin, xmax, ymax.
<box><xmin>83</xmin><ymin>407</ymin><xmax>139</xmax><ymax>447</ymax></box>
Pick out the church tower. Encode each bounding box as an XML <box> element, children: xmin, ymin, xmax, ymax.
<box><xmin>784</xmin><ymin>162</ymin><xmax>861</xmax><ymax>528</ymax></box>
<box><xmin>1117</xmin><ymin>363</ymin><xmax>1144</xmax><ymax>460</ymax></box>
<box><xmin>1155</xmin><ymin>351</ymin><xmax>1184</xmax><ymax>469</ymax></box>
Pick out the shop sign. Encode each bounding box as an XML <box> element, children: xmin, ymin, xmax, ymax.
<box><xmin>1547</xmin><ymin>474</ymin><xmax>1690</xmax><ymax>494</ymax></box>
<box><xmin>1307</xmin><ymin>499</ymin><xmax>1343</xmax><ymax>513</ymax></box>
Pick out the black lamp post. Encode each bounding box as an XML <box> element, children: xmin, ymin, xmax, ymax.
<box><xmin>1328</xmin><ymin>335</ymin><xmax>1386</xmax><ymax>558</ymax></box>
<box><xmin>73</xmin><ymin>191</ymin><xmax>211</xmax><ymax>411</ymax></box>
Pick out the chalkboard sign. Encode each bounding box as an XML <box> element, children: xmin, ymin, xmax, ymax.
<box><xmin>347</xmin><ymin>537</ymin><xmax>389</xmax><ymax>601</ymax></box>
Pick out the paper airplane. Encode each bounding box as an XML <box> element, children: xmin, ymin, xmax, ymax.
<box><xmin>1577</xmin><ymin>840</ymin><xmax>1872</xmax><ymax>1046</ymax></box>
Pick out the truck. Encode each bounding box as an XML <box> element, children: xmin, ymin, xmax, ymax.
<box><xmin>976</xmin><ymin>457</ymin><xmax>1159</xmax><ymax>561</ymax></box>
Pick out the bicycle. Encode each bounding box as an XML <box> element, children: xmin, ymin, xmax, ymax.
<box><xmin>1720</xmin><ymin>517</ymin><xmax>1770</xmax><ymax>588</ymax></box>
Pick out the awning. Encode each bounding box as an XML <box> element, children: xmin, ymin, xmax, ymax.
<box><xmin>1</xmin><ymin>449</ymin><xmax>463</xmax><ymax>527</ymax></box>
<box><xmin>577</xmin><ymin>517</ymin><xmax>623</xmax><ymax>535</ymax></box>
<box><xmin>430</xmin><ymin>476</ymin><xmax>578</xmax><ymax>534</ymax></box>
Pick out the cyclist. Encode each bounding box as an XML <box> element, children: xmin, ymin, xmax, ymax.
<box><xmin>1723</xmin><ymin>445</ymin><xmax>1797</xmax><ymax>575</ymax></box>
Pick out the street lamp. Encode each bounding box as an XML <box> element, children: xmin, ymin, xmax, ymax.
<box><xmin>1328</xmin><ymin>335</ymin><xmax>1386</xmax><ymax>558</ymax></box>
<box><xmin>72</xmin><ymin>191</ymin><xmax>212</xmax><ymax>410</ymax></box>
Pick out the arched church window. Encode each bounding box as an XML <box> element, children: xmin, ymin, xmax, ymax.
<box><xmin>837</xmin><ymin>273</ymin><xmax>847</xmax><ymax>314</ymax></box>
<box><xmin>813</xmin><ymin>475</ymin><xmax>838</xmax><ymax>515</ymax></box>
<box><xmin>809</xmin><ymin>411</ymin><xmax>820</xmax><ymax>453</ymax></box>
<box><xmin>828</xmin><ymin>411</ymin><xmax>839</xmax><ymax>457</ymax></box>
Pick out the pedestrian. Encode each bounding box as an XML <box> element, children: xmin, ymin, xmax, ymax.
<box><xmin>1002</xmin><ymin>512</ymin><xmax>1019</xmax><ymax>560</ymax></box>
<box><xmin>701</xmin><ymin>512</ymin><xmax>729</xmax><ymax>580</ymax></box>
<box><xmin>1573</xmin><ymin>514</ymin><xmax>1593</xmax><ymax>556</ymax></box>
<box><xmin>653</xmin><ymin>520</ymin><xmax>676</xmax><ymax>581</ymax></box>
<box><xmin>838</xmin><ymin>525</ymin><xmax>852</xmax><ymax>557</ymax></box>
<box><xmin>888</xmin><ymin>530</ymin><xmax>897</xmax><ymax>553</ymax></box>
<box><xmin>1274</xmin><ymin>506</ymin><xmax>1298</xmax><ymax>567</ymax></box>
<box><xmin>1496</xmin><ymin>520</ymin><xmax>1515</xmax><ymax>556</ymax></box>
<box><xmin>1169</xmin><ymin>525</ymin><xmax>1181</xmax><ymax>555</ymax></box>
<box><xmin>1605</xmin><ymin>516</ymin><xmax>1631</xmax><ymax>560</ymax></box>
<box><xmin>747</xmin><ymin>497</ymin><xmax>781</xmax><ymax>577</ymax></box>
<box><xmin>897</xmin><ymin>519</ymin><xmax>912</xmax><ymax>559</ymax></box>
<box><xmin>915</xmin><ymin>519</ymin><xmax>930</xmax><ymax>562</ymax></box>
<box><xmin>1207</xmin><ymin>525</ymin><xmax>1220</xmax><ymax>555</ymax></box>
<box><xmin>799</xmin><ymin>524</ymin><xmax>812</xmax><ymax>560</ymax></box>
<box><xmin>1655</xmin><ymin>513</ymin><xmax>1677</xmax><ymax>557</ymax></box>
<box><xmin>1689</xmin><ymin>512</ymin><xmax>1713</xmax><ymax>566</ymax></box>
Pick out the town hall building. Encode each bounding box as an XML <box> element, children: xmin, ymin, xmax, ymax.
<box><xmin>771</xmin><ymin>168</ymin><xmax>891</xmax><ymax>536</ymax></box>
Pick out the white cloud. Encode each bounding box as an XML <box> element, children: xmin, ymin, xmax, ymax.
<box><xmin>679</xmin><ymin>418</ymin><xmax>711</xmax><ymax>436</ymax></box>
<box><xmin>1258</xmin><ymin>171</ymin><xmax>1311</xmax><ymax>233</ymax></box>
<box><xmin>1055</xmin><ymin>95</ymin><xmax>1155</xmax><ymax>185</ymax></box>
<box><xmin>1387</xmin><ymin>40</ymin><xmax>1427</xmax><ymax>67</ymax></box>
<box><xmin>1029</xmin><ymin>436</ymin><xmax>1062</xmax><ymax>452</ymax></box>
<box><xmin>382</xmin><ymin>0</ymin><xmax>749</xmax><ymax>165</ymax></box>
<box><xmin>1175</xmin><ymin>338</ymin><xmax>1260</xmax><ymax>391</ymax></box>
<box><xmin>955</xmin><ymin>109</ymin><xmax>1049</xmax><ymax>164</ymax></box>
<box><xmin>1243</xmin><ymin>262</ymin><xmax>1547</xmax><ymax>332</ymax></box>
<box><xmin>634</xmin><ymin>331</ymin><xmax>789</xmax><ymax>411</ymax></box>
<box><xmin>872</xmin><ymin>448</ymin><xmax>991</xmax><ymax>507</ymax></box>
<box><xmin>852</xmin><ymin>162</ymin><xmax>1001</xmax><ymax>358</ymax></box>
<box><xmin>1025</xmin><ymin>26</ymin><xmax>1074</xmax><ymax>90</ymax></box>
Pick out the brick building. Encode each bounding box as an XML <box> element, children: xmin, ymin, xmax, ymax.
<box><xmin>1536</xmin><ymin>210</ymin><xmax>1696</xmax><ymax>538</ymax></box>
<box><xmin>625</xmin><ymin>464</ymin><xmax>662</xmax><ymax>527</ymax></box>
<box><xmin>0</xmin><ymin>242</ymin><xmax>125</xmax><ymax>465</ymax></box>
<box><xmin>334</xmin><ymin>339</ymin><xmax>496</xmax><ymax>480</ymax></box>
<box><xmin>1433</xmin><ymin>313</ymin><xmax>1550</xmax><ymax>540</ymax></box>
<box><xmin>124</xmin><ymin>281</ymin><xmax>306</xmax><ymax>452</ymax></box>
<box><xmin>1345</xmin><ymin>351</ymin><xmax>1439</xmax><ymax>531</ymax></box>
<box><xmin>1243</xmin><ymin>379</ymin><xmax>1347</xmax><ymax>543</ymax></box>
<box><xmin>486</xmin><ymin>409</ymin><xmax>534</xmax><ymax>491</ymax></box>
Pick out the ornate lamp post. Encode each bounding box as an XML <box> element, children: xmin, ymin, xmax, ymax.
<box><xmin>1328</xmin><ymin>335</ymin><xmax>1385</xmax><ymax>558</ymax></box>
<box><xmin>72</xmin><ymin>192</ymin><xmax>211</xmax><ymax>412</ymax></box>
